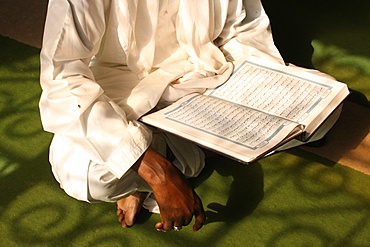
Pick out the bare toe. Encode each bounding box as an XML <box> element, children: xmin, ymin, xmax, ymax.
<box><xmin>116</xmin><ymin>192</ymin><xmax>147</xmax><ymax>228</ymax></box>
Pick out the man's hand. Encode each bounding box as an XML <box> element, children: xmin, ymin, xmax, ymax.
<box><xmin>132</xmin><ymin>147</ymin><xmax>206</xmax><ymax>232</ymax></box>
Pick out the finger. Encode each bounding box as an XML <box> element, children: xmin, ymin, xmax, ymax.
<box><xmin>174</xmin><ymin>219</ymin><xmax>185</xmax><ymax>229</ymax></box>
<box><xmin>155</xmin><ymin>221</ymin><xmax>175</xmax><ymax>232</ymax></box>
<box><xmin>155</xmin><ymin>222</ymin><xmax>164</xmax><ymax>232</ymax></box>
<box><xmin>192</xmin><ymin>197</ymin><xmax>206</xmax><ymax>232</ymax></box>
<box><xmin>162</xmin><ymin>220</ymin><xmax>174</xmax><ymax>232</ymax></box>
<box><xmin>192</xmin><ymin>211</ymin><xmax>206</xmax><ymax>232</ymax></box>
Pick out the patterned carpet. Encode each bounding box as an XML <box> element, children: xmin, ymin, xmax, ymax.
<box><xmin>1</xmin><ymin>1</ymin><xmax>370</xmax><ymax>246</ymax></box>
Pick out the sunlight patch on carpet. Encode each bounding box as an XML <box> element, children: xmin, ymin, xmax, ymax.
<box><xmin>312</xmin><ymin>40</ymin><xmax>370</xmax><ymax>101</ymax></box>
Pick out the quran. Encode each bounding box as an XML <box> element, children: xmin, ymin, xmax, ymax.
<box><xmin>140</xmin><ymin>57</ymin><xmax>350</xmax><ymax>163</ymax></box>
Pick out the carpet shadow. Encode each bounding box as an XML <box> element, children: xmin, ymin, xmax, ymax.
<box><xmin>263</xmin><ymin>0</ymin><xmax>370</xmax><ymax>67</ymax></box>
<box><xmin>0</xmin><ymin>35</ymin><xmax>40</xmax><ymax>64</ymax></box>
<box><xmin>191</xmin><ymin>155</ymin><xmax>264</xmax><ymax>225</ymax></box>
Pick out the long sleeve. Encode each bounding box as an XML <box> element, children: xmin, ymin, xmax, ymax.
<box><xmin>39</xmin><ymin>0</ymin><xmax>151</xmax><ymax>179</ymax></box>
<box><xmin>216</xmin><ymin>0</ymin><xmax>285</xmax><ymax>65</ymax></box>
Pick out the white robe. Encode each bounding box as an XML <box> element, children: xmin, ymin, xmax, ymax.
<box><xmin>39</xmin><ymin>0</ymin><xmax>337</xmax><ymax>205</ymax></box>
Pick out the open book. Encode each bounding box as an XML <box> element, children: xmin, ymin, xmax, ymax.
<box><xmin>140</xmin><ymin>58</ymin><xmax>350</xmax><ymax>163</ymax></box>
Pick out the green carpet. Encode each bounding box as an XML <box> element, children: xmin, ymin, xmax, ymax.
<box><xmin>263</xmin><ymin>0</ymin><xmax>370</xmax><ymax>106</ymax></box>
<box><xmin>1</xmin><ymin>1</ymin><xmax>370</xmax><ymax>245</ymax></box>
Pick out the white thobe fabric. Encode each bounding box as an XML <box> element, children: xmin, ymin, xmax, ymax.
<box><xmin>39</xmin><ymin>0</ymin><xmax>339</xmax><ymax>207</ymax></box>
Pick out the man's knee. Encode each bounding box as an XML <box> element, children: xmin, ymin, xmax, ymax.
<box><xmin>49</xmin><ymin>135</ymin><xmax>91</xmax><ymax>201</ymax></box>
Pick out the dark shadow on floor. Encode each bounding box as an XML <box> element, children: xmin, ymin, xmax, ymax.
<box><xmin>262</xmin><ymin>0</ymin><xmax>370</xmax><ymax>107</ymax></box>
<box><xmin>0</xmin><ymin>35</ymin><xmax>40</xmax><ymax>64</ymax></box>
<box><xmin>191</xmin><ymin>155</ymin><xmax>264</xmax><ymax>225</ymax></box>
<box><xmin>262</xmin><ymin>0</ymin><xmax>370</xmax><ymax>67</ymax></box>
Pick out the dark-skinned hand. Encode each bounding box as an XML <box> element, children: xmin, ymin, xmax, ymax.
<box><xmin>132</xmin><ymin>147</ymin><xmax>206</xmax><ymax>232</ymax></box>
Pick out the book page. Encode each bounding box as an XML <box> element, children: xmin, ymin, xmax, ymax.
<box><xmin>160</xmin><ymin>94</ymin><xmax>301</xmax><ymax>151</ymax></box>
<box><xmin>141</xmin><ymin>58</ymin><xmax>348</xmax><ymax>162</ymax></box>
<box><xmin>208</xmin><ymin>60</ymin><xmax>332</xmax><ymax>123</ymax></box>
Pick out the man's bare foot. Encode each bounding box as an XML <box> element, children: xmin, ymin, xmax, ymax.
<box><xmin>116</xmin><ymin>191</ymin><xmax>147</xmax><ymax>228</ymax></box>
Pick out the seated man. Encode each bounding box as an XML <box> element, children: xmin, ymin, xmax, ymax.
<box><xmin>39</xmin><ymin>0</ymin><xmax>340</xmax><ymax>232</ymax></box>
